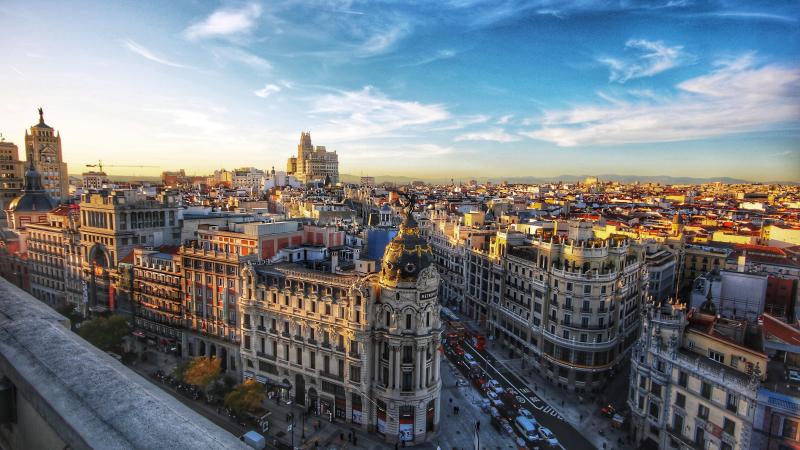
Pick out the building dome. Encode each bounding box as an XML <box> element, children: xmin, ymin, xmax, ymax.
<box><xmin>7</xmin><ymin>160</ymin><xmax>56</xmax><ymax>213</ymax></box>
<box><xmin>380</xmin><ymin>199</ymin><xmax>433</xmax><ymax>285</ymax></box>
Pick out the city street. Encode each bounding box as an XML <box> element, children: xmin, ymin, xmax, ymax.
<box><xmin>450</xmin><ymin>313</ymin><xmax>633</xmax><ymax>450</ymax></box>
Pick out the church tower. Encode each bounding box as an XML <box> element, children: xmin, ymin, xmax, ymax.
<box><xmin>372</xmin><ymin>196</ymin><xmax>442</xmax><ymax>443</ymax></box>
<box><xmin>24</xmin><ymin>108</ymin><xmax>68</xmax><ymax>202</ymax></box>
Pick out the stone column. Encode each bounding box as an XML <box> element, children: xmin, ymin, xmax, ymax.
<box><xmin>394</xmin><ymin>345</ymin><xmax>401</xmax><ymax>390</ymax></box>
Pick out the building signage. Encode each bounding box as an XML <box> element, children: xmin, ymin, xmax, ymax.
<box><xmin>420</xmin><ymin>290</ymin><xmax>437</xmax><ymax>301</ymax></box>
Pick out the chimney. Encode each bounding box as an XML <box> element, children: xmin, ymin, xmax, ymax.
<box><xmin>331</xmin><ymin>251</ymin><xmax>338</xmax><ymax>274</ymax></box>
<box><xmin>737</xmin><ymin>251</ymin><xmax>747</xmax><ymax>273</ymax></box>
<box><xmin>353</xmin><ymin>247</ymin><xmax>361</xmax><ymax>261</ymax></box>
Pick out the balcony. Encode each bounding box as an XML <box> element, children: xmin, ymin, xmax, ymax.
<box><xmin>257</xmin><ymin>351</ymin><xmax>277</xmax><ymax>361</ymax></box>
<box><xmin>321</xmin><ymin>342</ymin><xmax>331</xmax><ymax>349</ymax></box>
<box><xmin>335</xmin><ymin>345</ymin><xmax>346</xmax><ymax>354</ymax></box>
<box><xmin>349</xmin><ymin>351</ymin><xmax>361</xmax><ymax>359</ymax></box>
<box><xmin>580</xmin><ymin>307</ymin><xmax>592</xmax><ymax>313</ymax></box>
<box><xmin>256</xmin><ymin>325</ymin><xmax>266</xmax><ymax>332</ymax></box>
<box><xmin>0</xmin><ymin>278</ymin><xmax>245</xmax><ymax>450</ymax></box>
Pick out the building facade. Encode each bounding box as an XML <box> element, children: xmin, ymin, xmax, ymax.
<box><xmin>629</xmin><ymin>301</ymin><xmax>766</xmax><ymax>450</ymax></box>
<box><xmin>132</xmin><ymin>246</ymin><xmax>183</xmax><ymax>352</ymax></box>
<box><xmin>239</xmin><ymin>206</ymin><xmax>442</xmax><ymax>443</ymax></box>
<box><xmin>26</xmin><ymin>205</ymin><xmax>82</xmax><ymax>312</ymax></box>
<box><xmin>286</xmin><ymin>132</ymin><xmax>339</xmax><ymax>184</ymax></box>
<box><xmin>0</xmin><ymin>141</ymin><xmax>25</xmax><ymax>216</ymax></box>
<box><xmin>79</xmin><ymin>190</ymin><xmax>181</xmax><ymax>314</ymax></box>
<box><xmin>24</xmin><ymin>108</ymin><xmax>68</xmax><ymax>202</ymax></box>
<box><xmin>499</xmin><ymin>221</ymin><xmax>647</xmax><ymax>392</ymax></box>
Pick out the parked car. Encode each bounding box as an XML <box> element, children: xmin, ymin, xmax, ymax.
<box><xmin>787</xmin><ymin>369</ymin><xmax>800</xmax><ymax>383</ymax></box>
<box><xmin>538</xmin><ymin>427</ymin><xmax>559</xmax><ymax>447</ymax></box>
<box><xmin>500</xmin><ymin>418</ymin><xmax>515</xmax><ymax>436</ymax></box>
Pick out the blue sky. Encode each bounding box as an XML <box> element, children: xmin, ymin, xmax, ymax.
<box><xmin>1</xmin><ymin>0</ymin><xmax>798</xmax><ymax>181</ymax></box>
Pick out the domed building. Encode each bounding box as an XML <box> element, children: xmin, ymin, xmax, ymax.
<box><xmin>237</xmin><ymin>200</ymin><xmax>442</xmax><ymax>444</ymax></box>
<box><xmin>372</xmin><ymin>200</ymin><xmax>442</xmax><ymax>443</ymax></box>
<box><xmin>5</xmin><ymin>160</ymin><xmax>57</xmax><ymax>230</ymax></box>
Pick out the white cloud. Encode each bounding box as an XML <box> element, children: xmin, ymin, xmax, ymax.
<box><xmin>432</xmin><ymin>114</ymin><xmax>490</xmax><ymax>131</ymax></box>
<box><xmin>254</xmin><ymin>83</ymin><xmax>281</xmax><ymax>98</ymax></box>
<box><xmin>357</xmin><ymin>26</ymin><xmax>409</xmax><ymax>57</ymax></box>
<box><xmin>455</xmin><ymin>128</ymin><xmax>519</xmax><ymax>143</ymax></box>
<box><xmin>211</xmin><ymin>46</ymin><xmax>272</xmax><ymax>70</ymax></box>
<box><xmin>184</xmin><ymin>3</ymin><xmax>262</xmax><ymax>41</ymax></box>
<box><xmin>345</xmin><ymin>143</ymin><xmax>454</xmax><ymax>159</ymax></box>
<box><xmin>148</xmin><ymin>108</ymin><xmax>227</xmax><ymax>134</ymax></box>
<box><xmin>123</xmin><ymin>39</ymin><xmax>187</xmax><ymax>68</ymax></box>
<box><xmin>523</xmin><ymin>55</ymin><xmax>800</xmax><ymax>147</ymax></box>
<box><xmin>403</xmin><ymin>49</ymin><xmax>458</xmax><ymax>67</ymax></box>
<box><xmin>311</xmin><ymin>86</ymin><xmax>450</xmax><ymax>141</ymax></box>
<box><xmin>496</xmin><ymin>114</ymin><xmax>513</xmax><ymax>125</ymax></box>
<box><xmin>599</xmin><ymin>39</ymin><xmax>685</xmax><ymax>83</ymax></box>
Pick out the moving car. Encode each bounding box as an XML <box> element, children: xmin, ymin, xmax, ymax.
<box><xmin>514</xmin><ymin>416</ymin><xmax>539</xmax><ymax>443</ymax></box>
<box><xmin>518</xmin><ymin>408</ymin><xmax>534</xmax><ymax>420</ymax></box>
<box><xmin>538</xmin><ymin>427</ymin><xmax>559</xmax><ymax>447</ymax></box>
<box><xmin>600</xmin><ymin>404</ymin><xmax>616</xmax><ymax>418</ymax></box>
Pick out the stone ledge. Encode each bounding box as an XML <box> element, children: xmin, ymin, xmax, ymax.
<box><xmin>0</xmin><ymin>278</ymin><xmax>247</xmax><ymax>450</ymax></box>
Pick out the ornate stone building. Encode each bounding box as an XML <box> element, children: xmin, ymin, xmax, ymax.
<box><xmin>132</xmin><ymin>246</ymin><xmax>183</xmax><ymax>352</ymax></box>
<box><xmin>239</xmin><ymin>205</ymin><xmax>442</xmax><ymax>443</ymax></box>
<box><xmin>286</xmin><ymin>132</ymin><xmax>339</xmax><ymax>185</ymax></box>
<box><xmin>26</xmin><ymin>205</ymin><xmax>82</xmax><ymax>312</ymax></box>
<box><xmin>79</xmin><ymin>189</ymin><xmax>181</xmax><ymax>315</ymax></box>
<box><xmin>24</xmin><ymin>108</ymin><xmax>68</xmax><ymax>202</ymax></box>
<box><xmin>497</xmin><ymin>221</ymin><xmax>647</xmax><ymax>392</ymax></box>
<box><xmin>628</xmin><ymin>300</ymin><xmax>765</xmax><ymax>450</ymax></box>
<box><xmin>0</xmin><ymin>140</ymin><xmax>25</xmax><ymax>218</ymax></box>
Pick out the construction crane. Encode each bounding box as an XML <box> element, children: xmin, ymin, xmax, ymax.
<box><xmin>85</xmin><ymin>160</ymin><xmax>157</xmax><ymax>173</ymax></box>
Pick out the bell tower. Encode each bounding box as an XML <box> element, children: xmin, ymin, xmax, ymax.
<box><xmin>371</xmin><ymin>195</ymin><xmax>442</xmax><ymax>444</ymax></box>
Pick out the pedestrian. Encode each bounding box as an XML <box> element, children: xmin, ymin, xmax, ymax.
<box><xmin>449</xmin><ymin>398</ymin><xmax>452</xmax><ymax>405</ymax></box>
<box><xmin>395</xmin><ymin>442</ymin><xmax>399</xmax><ymax>450</ymax></box>
<box><xmin>353</xmin><ymin>436</ymin><xmax>357</xmax><ymax>446</ymax></box>
<box><xmin>340</xmin><ymin>432</ymin><xmax>344</xmax><ymax>441</ymax></box>
<box><xmin>314</xmin><ymin>440</ymin><xmax>318</xmax><ymax>449</ymax></box>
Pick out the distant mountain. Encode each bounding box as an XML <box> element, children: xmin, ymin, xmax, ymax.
<box><xmin>341</xmin><ymin>173</ymin><xmax>798</xmax><ymax>185</ymax></box>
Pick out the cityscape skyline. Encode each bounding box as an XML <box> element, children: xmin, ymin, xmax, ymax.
<box><xmin>1</xmin><ymin>0</ymin><xmax>799</xmax><ymax>181</ymax></box>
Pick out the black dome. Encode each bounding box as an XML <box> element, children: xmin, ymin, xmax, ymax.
<box><xmin>380</xmin><ymin>205</ymin><xmax>433</xmax><ymax>285</ymax></box>
<box><xmin>7</xmin><ymin>161</ymin><xmax>56</xmax><ymax>213</ymax></box>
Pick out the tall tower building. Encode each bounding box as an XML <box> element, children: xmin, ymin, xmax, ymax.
<box><xmin>286</xmin><ymin>132</ymin><xmax>339</xmax><ymax>184</ymax></box>
<box><xmin>24</xmin><ymin>108</ymin><xmax>69</xmax><ymax>202</ymax></box>
<box><xmin>373</xmin><ymin>200</ymin><xmax>442</xmax><ymax>443</ymax></box>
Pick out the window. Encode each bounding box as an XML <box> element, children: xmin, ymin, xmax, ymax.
<box><xmin>726</xmin><ymin>393</ymin><xmax>738</xmax><ymax>413</ymax></box>
<box><xmin>640</xmin><ymin>376</ymin><xmax>648</xmax><ymax>389</ymax></box>
<box><xmin>406</xmin><ymin>314</ymin><xmax>412</xmax><ymax>330</ymax></box>
<box><xmin>244</xmin><ymin>335</ymin><xmax>251</xmax><ymax>350</ymax></box>
<box><xmin>350</xmin><ymin>365</ymin><xmax>361</xmax><ymax>383</ymax></box>
<box><xmin>296</xmin><ymin>347</ymin><xmax>303</xmax><ymax>364</ymax></box>
<box><xmin>701</xmin><ymin>382</ymin><xmax>712</xmax><ymax>400</ymax></box>
<box><xmin>402</xmin><ymin>372</ymin><xmax>413</xmax><ymax>391</ymax></box>
<box><xmin>783</xmin><ymin>419</ymin><xmax>798</xmax><ymax>439</ymax></box>
<box><xmin>584</xmin><ymin>285</ymin><xmax>591</xmax><ymax>294</ymax></box>
<box><xmin>403</xmin><ymin>346</ymin><xmax>413</xmax><ymax>363</ymax></box>
<box><xmin>678</xmin><ymin>371</ymin><xmax>688</xmax><ymax>387</ymax></box>
<box><xmin>698</xmin><ymin>404</ymin><xmax>710</xmax><ymax>420</ymax></box>
<box><xmin>676</xmin><ymin>392</ymin><xmax>686</xmax><ymax>408</ymax></box>
<box><xmin>723</xmin><ymin>418</ymin><xmax>735</xmax><ymax>435</ymax></box>
<box><xmin>708</xmin><ymin>349</ymin><xmax>724</xmax><ymax>364</ymax></box>
<box><xmin>649</xmin><ymin>402</ymin><xmax>660</xmax><ymax>420</ymax></box>
<box><xmin>673</xmin><ymin>414</ymin><xmax>684</xmax><ymax>435</ymax></box>
<box><xmin>309</xmin><ymin>351</ymin><xmax>316</xmax><ymax>369</ymax></box>
<box><xmin>651</xmin><ymin>382</ymin><xmax>662</xmax><ymax>396</ymax></box>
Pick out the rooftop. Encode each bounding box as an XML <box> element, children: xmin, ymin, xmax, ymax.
<box><xmin>0</xmin><ymin>278</ymin><xmax>247</xmax><ymax>450</ymax></box>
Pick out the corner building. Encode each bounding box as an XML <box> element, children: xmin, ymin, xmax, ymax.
<box><xmin>239</xmin><ymin>208</ymin><xmax>442</xmax><ymax>444</ymax></box>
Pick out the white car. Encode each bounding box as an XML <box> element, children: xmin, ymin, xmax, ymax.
<box><xmin>487</xmin><ymin>391</ymin><xmax>499</xmax><ymax>401</ymax></box>
<box><xmin>788</xmin><ymin>370</ymin><xmax>800</xmax><ymax>383</ymax></box>
<box><xmin>539</xmin><ymin>427</ymin><xmax>559</xmax><ymax>447</ymax></box>
<box><xmin>518</xmin><ymin>408</ymin><xmax>534</xmax><ymax>420</ymax></box>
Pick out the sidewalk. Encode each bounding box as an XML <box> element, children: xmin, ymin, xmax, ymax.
<box><xmin>483</xmin><ymin>340</ymin><xmax>633</xmax><ymax>450</ymax></box>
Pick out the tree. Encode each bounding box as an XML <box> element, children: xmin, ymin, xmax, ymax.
<box><xmin>77</xmin><ymin>315</ymin><xmax>130</xmax><ymax>352</ymax></box>
<box><xmin>224</xmin><ymin>379</ymin><xmax>266</xmax><ymax>416</ymax></box>
<box><xmin>183</xmin><ymin>356</ymin><xmax>222</xmax><ymax>393</ymax></box>
<box><xmin>209</xmin><ymin>375</ymin><xmax>237</xmax><ymax>401</ymax></box>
